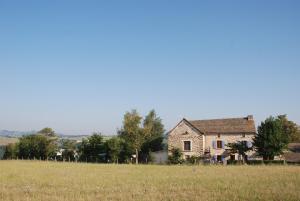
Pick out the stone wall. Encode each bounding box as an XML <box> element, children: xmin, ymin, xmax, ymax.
<box><xmin>168</xmin><ymin>120</ymin><xmax>204</xmax><ymax>158</ymax></box>
<box><xmin>205</xmin><ymin>134</ymin><xmax>256</xmax><ymax>160</ymax></box>
<box><xmin>168</xmin><ymin>119</ymin><xmax>257</xmax><ymax>160</ymax></box>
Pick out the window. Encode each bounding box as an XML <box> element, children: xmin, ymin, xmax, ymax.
<box><xmin>217</xmin><ymin>140</ymin><xmax>222</xmax><ymax>149</ymax></box>
<box><xmin>183</xmin><ymin>141</ymin><xmax>191</xmax><ymax>151</ymax></box>
<box><xmin>217</xmin><ymin>155</ymin><xmax>222</xmax><ymax>162</ymax></box>
<box><xmin>230</xmin><ymin>155</ymin><xmax>235</xmax><ymax>161</ymax></box>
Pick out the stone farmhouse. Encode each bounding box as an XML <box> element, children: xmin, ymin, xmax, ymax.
<box><xmin>167</xmin><ymin>115</ymin><xmax>257</xmax><ymax>163</ymax></box>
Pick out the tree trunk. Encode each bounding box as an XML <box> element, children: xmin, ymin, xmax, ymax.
<box><xmin>135</xmin><ymin>149</ymin><xmax>138</xmax><ymax>164</ymax></box>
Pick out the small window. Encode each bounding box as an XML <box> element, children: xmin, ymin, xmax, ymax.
<box><xmin>230</xmin><ymin>155</ymin><xmax>235</xmax><ymax>161</ymax></box>
<box><xmin>217</xmin><ymin>155</ymin><xmax>222</xmax><ymax>162</ymax></box>
<box><xmin>217</xmin><ymin>140</ymin><xmax>222</xmax><ymax>149</ymax></box>
<box><xmin>183</xmin><ymin>141</ymin><xmax>191</xmax><ymax>151</ymax></box>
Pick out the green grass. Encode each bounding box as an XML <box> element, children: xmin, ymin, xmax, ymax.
<box><xmin>0</xmin><ymin>161</ymin><xmax>299</xmax><ymax>201</ymax></box>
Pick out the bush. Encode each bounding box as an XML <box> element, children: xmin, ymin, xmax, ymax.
<box><xmin>168</xmin><ymin>148</ymin><xmax>184</xmax><ymax>164</ymax></box>
<box><xmin>0</xmin><ymin>145</ymin><xmax>5</xmax><ymax>159</ymax></box>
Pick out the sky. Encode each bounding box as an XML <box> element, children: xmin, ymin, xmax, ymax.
<box><xmin>0</xmin><ymin>0</ymin><xmax>299</xmax><ymax>135</ymax></box>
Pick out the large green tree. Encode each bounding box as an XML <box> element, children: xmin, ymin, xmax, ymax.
<box><xmin>227</xmin><ymin>141</ymin><xmax>252</xmax><ymax>163</ymax></box>
<box><xmin>79</xmin><ymin>133</ymin><xmax>105</xmax><ymax>162</ymax></box>
<box><xmin>118</xmin><ymin>109</ymin><xmax>165</xmax><ymax>164</ymax></box>
<box><xmin>17</xmin><ymin>134</ymin><xmax>58</xmax><ymax>160</ymax></box>
<box><xmin>253</xmin><ymin>116</ymin><xmax>289</xmax><ymax>160</ymax></box>
<box><xmin>141</xmin><ymin>110</ymin><xmax>165</xmax><ymax>162</ymax></box>
<box><xmin>105</xmin><ymin>137</ymin><xmax>124</xmax><ymax>163</ymax></box>
<box><xmin>118</xmin><ymin>110</ymin><xmax>144</xmax><ymax>164</ymax></box>
<box><xmin>278</xmin><ymin>115</ymin><xmax>299</xmax><ymax>143</ymax></box>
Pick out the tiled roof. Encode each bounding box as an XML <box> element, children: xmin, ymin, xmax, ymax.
<box><xmin>188</xmin><ymin>115</ymin><xmax>256</xmax><ymax>134</ymax></box>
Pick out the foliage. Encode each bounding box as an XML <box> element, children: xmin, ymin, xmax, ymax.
<box><xmin>227</xmin><ymin>141</ymin><xmax>252</xmax><ymax>163</ymax></box>
<box><xmin>17</xmin><ymin>134</ymin><xmax>58</xmax><ymax>160</ymax></box>
<box><xmin>119</xmin><ymin>109</ymin><xmax>165</xmax><ymax>164</ymax></box>
<box><xmin>37</xmin><ymin>127</ymin><xmax>56</xmax><ymax>137</ymax></box>
<box><xmin>60</xmin><ymin>139</ymin><xmax>77</xmax><ymax>161</ymax></box>
<box><xmin>3</xmin><ymin>143</ymin><xmax>18</xmax><ymax>159</ymax></box>
<box><xmin>140</xmin><ymin>110</ymin><xmax>165</xmax><ymax>163</ymax></box>
<box><xmin>277</xmin><ymin>115</ymin><xmax>300</xmax><ymax>142</ymax></box>
<box><xmin>104</xmin><ymin>137</ymin><xmax>124</xmax><ymax>163</ymax></box>
<box><xmin>168</xmin><ymin>148</ymin><xmax>184</xmax><ymax>164</ymax></box>
<box><xmin>0</xmin><ymin>145</ymin><xmax>7</xmax><ymax>159</ymax></box>
<box><xmin>295</xmin><ymin>128</ymin><xmax>300</xmax><ymax>143</ymax></box>
<box><xmin>185</xmin><ymin>155</ymin><xmax>203</xmax><ymax>164</ymax></box>
<box><xmin>118</xmin><ymin>110</ymin><xmax>144</xmax><ymax>164</ymax></box>
<box><xmin>140</xmin><ymin>136</ymin><xmax>164</xmax><ymax>163</ymax></box>
<box><xmin>78</xmin><ymin>133</ymin><xmax>105</xmax><ymax>162</ymax></box>
<box><xmin>253</xmin><ymin>116</ymin><xmax>289</xmax><ymax>160</ymax></box>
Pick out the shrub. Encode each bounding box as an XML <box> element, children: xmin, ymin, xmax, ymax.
<box><xmin>168</xmin><ymin>148</ymin><xmax>184</xmax><ymax>164</ymax></box>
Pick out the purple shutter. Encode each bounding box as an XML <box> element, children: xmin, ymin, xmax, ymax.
<box><xmin>221</xmin><ymin>141</ymin><xmax>225</xmax><ymax>149</ymax></box>
<box><xmin>221</xmin><ymin>155</ymin><xmax>225</xmax><ymax>162</ymax></box>
<box><xmin>212</xmin><ymin>141</ymin><xmax>216</xmax><ymax>149</ymax></box>
<box><xmin>213</xmin><ymin>155</ymin><xmax>217</xmax><ymax>161</ymax></box>
<box><xmin>247</xmin><ymin>141</ymin><xmax>252</xmax><ymax>148</ymax></box>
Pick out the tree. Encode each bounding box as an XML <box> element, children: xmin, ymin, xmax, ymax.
<box><xmin>17</xmin><ymin>134</ymin><xmax>58</xmax><ymax>160</ymax></box>
<box><xmin>253</xmin><ymin>116</ymin><xmax>289</xmax><ymax>160</ymax></box>
<box><xmin>141</xmin><ymin>110</ymin><xmax>165</xmax><ymax>162</ymax></box>
<box><xmin>37</xmin><ymin>127</ymin><xmax>56</xmax><ymax>137</ymax></box>
<box><xmin>79</xmin><ymin>133</ymin><xmax>105</xmax><ymax>162</ymax></box>
<box><xmin>168</xmin><ymin>148</ymin><xmax>184</xmax><ymax>164</ymax></box>
<box><xmin>105</xmin><ymin>137</ymin><xmax>123</xmax><ymax>163</ymax></box>
<box><xmin>278</xmin><ymin>115</ymin><xmax>299</xmax><ymax>143</ymax></box>
<box><xmin>118</xmin><ymin>110</ymin><xmax>144</xmax><ymax>164</ymax></box>
<box><xmin>60</xmin><ymin>139</ymin><xmax>77</xmax><ymax>161</ymax></box>
<box><xmin>295</xmin><ymin>127</ymin><xmax>300</xmax><ymax>143</ymax></box>
<box><xmin>227</xmin><ymin>141</ymin><xmax>252</xmax><ymax>163</ymax></box>
<box><xmin>3</xmin><ymin>143</ymin><xmax>18</xmax><ymax>159</ymax></box>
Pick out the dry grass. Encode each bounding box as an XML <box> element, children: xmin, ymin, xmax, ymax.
<box><xmin>0</xmin><ymin>161</ymin><xmax>299</xmax><ymax>201</ymax></box>
<box><xmin>0</xmin><ymin>137</ymin><xmax>18</xmax><ymax>146</ymax></box>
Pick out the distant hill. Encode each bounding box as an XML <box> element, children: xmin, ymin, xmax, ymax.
<box><xmin>0</xmin><ymin>129</ymin><xmax>114</xmax><ymax>142</ymax></box>
<box><xmin>0</xmin><ymin>130</ymin><xmax>35</xmax><ymax>137</ymax></box>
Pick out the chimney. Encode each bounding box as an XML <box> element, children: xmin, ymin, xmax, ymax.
<box><xmin>247</xmin><ymin>115</ymin><xmax>254</xmax><ymax>121</ymax></box>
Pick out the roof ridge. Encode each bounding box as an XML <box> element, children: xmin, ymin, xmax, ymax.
<box><xmin>189</xmin><ymin>116</ymin><xmax>250</xmax><ymax>122</ymax></box>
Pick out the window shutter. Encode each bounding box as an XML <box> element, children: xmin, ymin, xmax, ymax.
<box><xmin>213</xmin><ymin>155</ymin><xmax>217</xmax><ymax>161</ymax></box>
<box><xmin>247</xmin><ymin>141</ymin><xmax>252</xmax><ymax>148</ymax></box>
<box><xmin>221</xmin><ymin>141</ymin><xmax>225</xmax><ymax>149</ymax></box>
<box><xmin>221</xmin><ymin>155</ymin><xmax>225</xmax><ymax>162</ymax></box>
<box><xmin>212</xmin><ymin>141</ymin><xmax>215</xmax><ymax>149</ymax></box>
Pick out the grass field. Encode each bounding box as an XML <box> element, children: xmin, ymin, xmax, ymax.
<box><xmin>0</xmin><ymin>161</ymin><xmax>299</xmax><ymax>201</ymax></box>
<box><xmin>0</xmin><ymin>137</ymin><xmax>18</xmax><ymax>146</ymax></box>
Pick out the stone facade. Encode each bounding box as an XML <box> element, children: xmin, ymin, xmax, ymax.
<box><xmin>168</xmin><ymin>120</ymin><xmax>204</xmax><ymax>159</ymax></box>
<box><xmin>168</xmin><ymin>116</ymin><xmax>257</xmax><ymax>161</ymax></box>
<box><xmin>205</xmin><ymin>133</ymin><xmax>256</xmax><ymax>161</ymax></box>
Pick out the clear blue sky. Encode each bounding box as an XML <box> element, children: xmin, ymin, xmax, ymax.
<box><xmin>0</xmin><ymin>1</ymin><xmax>299</xmax><ymax>135</ymax></box>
